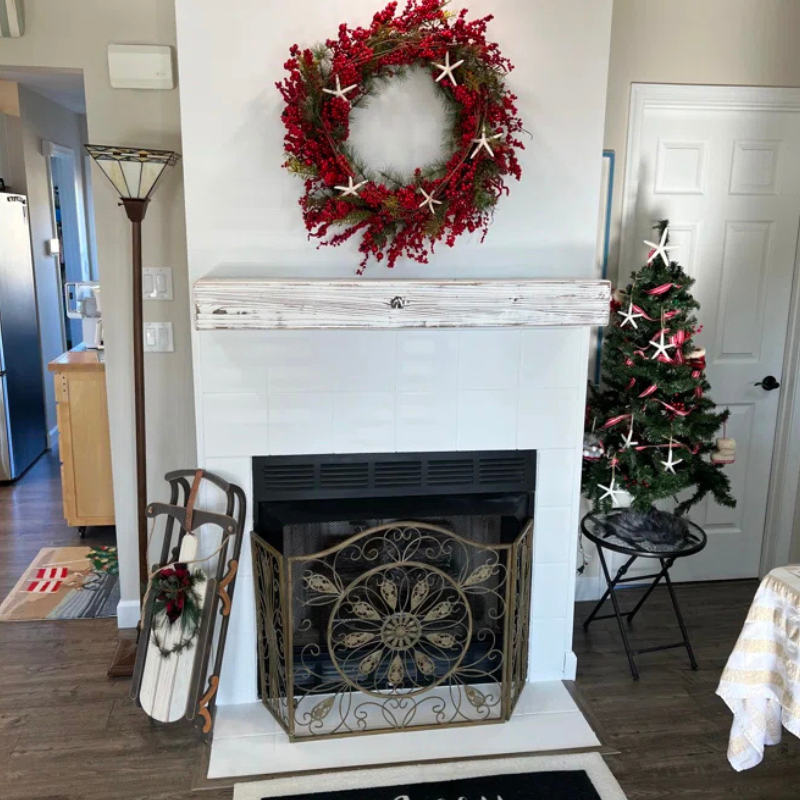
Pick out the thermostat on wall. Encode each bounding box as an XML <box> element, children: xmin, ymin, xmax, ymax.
<box><xmin>108</xmin><ymin>44</ymin><xmax>174</xmax><ymax>90</ymax></box>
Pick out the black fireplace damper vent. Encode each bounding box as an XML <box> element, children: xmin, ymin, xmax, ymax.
<box><xmin>254</xmin><ymin>450</ymin><xmax>536</xmax><ymax>500</ymax></box>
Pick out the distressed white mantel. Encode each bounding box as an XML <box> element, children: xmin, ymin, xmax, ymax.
<box><xmin>194</xmin><ymin>279</ymin><xmax>611</xmax><ymax>331</ymax></box>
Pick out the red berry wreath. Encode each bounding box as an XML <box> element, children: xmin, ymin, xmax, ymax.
<box><xmin>277</xmin><ymin>0</ymin><xmax>525</xmax><ymax>272</ymax></box>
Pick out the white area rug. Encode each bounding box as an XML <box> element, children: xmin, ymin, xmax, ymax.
<box><xmin>233</xmin><ymin>753</ymin><xmax>627</xmax><ymax>800</ymax></box>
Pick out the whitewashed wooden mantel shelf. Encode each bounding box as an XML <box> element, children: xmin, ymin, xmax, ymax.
<box><xmin>193</xmin><ymin>279</ymin><xmax>611</xmax><ymax>330</ymax></box>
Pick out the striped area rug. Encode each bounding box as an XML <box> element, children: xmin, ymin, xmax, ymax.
<box><xmin>0</xmin><ymin>546</ymin><xmax>119</xmax><ymax>621</ymax></box>
<box><xmin>0</xmin><ymin>0</ymin><xmax>24</xmax><ymax>38</ymax></box>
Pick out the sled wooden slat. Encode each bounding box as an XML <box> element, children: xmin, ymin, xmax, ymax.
<box><xmin>139</xmin><ymin>534</ymin><xmax>208</xmax><ymax>723</ymax></box>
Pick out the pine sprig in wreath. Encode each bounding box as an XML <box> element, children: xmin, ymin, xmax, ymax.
<box><xmin>150</xmin><ymin>564</ymin><xmax>204</xmax><ymax>659</ymax></box>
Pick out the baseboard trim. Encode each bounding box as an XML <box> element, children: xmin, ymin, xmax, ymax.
<box><xmin>116</xmin><ymin>598</ymin><xmax>141</xmax><ymax>629</ymax></box>
<box><xmin>563</xmin><ymin>650</ymin><xmax>578</xmax><ymax>680</ymax></box>
<box><xmin>47</xmin><ymin>425</ymin><xmax>59</xmax><ymax>450</ymax></box>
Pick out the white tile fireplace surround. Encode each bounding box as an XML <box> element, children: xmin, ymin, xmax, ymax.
<box><xmin>191</xmin><ymin>278</ymin><xmax>610</xmax><ymax>778</ymax></box>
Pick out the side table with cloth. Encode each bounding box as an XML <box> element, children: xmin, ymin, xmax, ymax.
<box><xmin>717</xmin><ymin>567</ymin><xmax>800</xmax><ymax>771</ymax></box>
<box><xmin>581</xmin><ymin>511</ymin><xmax>707</xmax><ymax>680</ymax></box>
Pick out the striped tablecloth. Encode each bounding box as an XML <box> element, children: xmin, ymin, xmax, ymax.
<box><xmin>717</xmin><ymin>567</ymin><xmax>800</xmax><ymax>771</ymax></box>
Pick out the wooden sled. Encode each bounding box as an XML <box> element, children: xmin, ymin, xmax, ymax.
<box><xmin>131</xmin><ymin>469</ymin><xmax>245</xmax><ymax>739</ymax></box>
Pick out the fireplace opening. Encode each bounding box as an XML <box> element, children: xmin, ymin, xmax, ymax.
<box><xmin>251</xmin><ymin>450</ymin><xmax>536</xmax><ymax>740</ymax></box>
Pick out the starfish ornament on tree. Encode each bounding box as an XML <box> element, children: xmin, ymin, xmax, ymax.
<box><xmin>597</xmin><ymin>457</ymin><xmax>626</xmax><ymax>506</ymax></box>
<box><xmin>644</xmin><ymin>227</ymin><xmax>679</xmax><ymax>267</ymax></box>
<box><xmin>661</xmin><ymin>438</ymin><xmax>684</xmax><ymax>474</ymax></box>
<box><xmin>335</xmin><ymin>176</ymin><xmax>368</xmax><ymax>197</ymax></box>
<box><xmin>323</xmin><ymin>76</ymin><xmax>358</xmax><ymax>104</ymax></box>
<box><xmin>621</xmin><ymin>419</ymin><xmax>638</xmax><ymax>450</ymax></box>
<box><xmin>649</xmin><ymin>328</ymin><xmax>676</xmax><ymax>361</ymax></box>
<box><xmin>597</xmin><ymin>474</ymin><xmax>626</xmax><ymax>506</ymax></box>
<box><xmin>433</xmin><ymin>51</ymin><xmax>465</xmax><ymax>87</ymax></box>
<box><xmin>618</xmin><ymin>302</ymin><xmax>644</xmax><ymax>330</ymax></box>
<box><xmin>418</xmin><ymin>187</ymin><xmax>442</xmax><ymax>215</ymax></box>
<box><xmin>471</xmin><ymin>128</ymin><xmax>503</xmax><ymax>159</ymax></box>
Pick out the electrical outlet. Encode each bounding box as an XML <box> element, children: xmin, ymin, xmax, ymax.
<box><xmin>143</xmin><ymin>322</ymin><xmax>174</xmax><ymax>353</ymax></box>
<box><xmin>142</xmin><ymin>268</ymin><xmax>173</xmax><ymax>300</ymax></box>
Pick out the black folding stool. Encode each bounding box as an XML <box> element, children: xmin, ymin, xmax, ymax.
<box><xmin>581</xmin><ymin>511</ymin><xmax>707</xmax><ymax>680</ymax></box>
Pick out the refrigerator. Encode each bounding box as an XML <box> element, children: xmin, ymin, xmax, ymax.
<box><xmin>0</xmin><ymin>193</ymin><xmax>47</xmax><ymax>480</ymax></box>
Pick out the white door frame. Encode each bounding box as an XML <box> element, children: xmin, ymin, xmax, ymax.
<box><xmin>620</xmin><ymin>83</ymin><xmax>800</xmax><ymax>576</ymax></box>
<box><xmin>42</xmin><ymin>139</ymin><xmax>91</xmax><ymax>348</ymax></box>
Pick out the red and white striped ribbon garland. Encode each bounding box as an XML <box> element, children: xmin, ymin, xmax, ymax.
<box><xmin>630</xmin><ymin>304</ymin><xmax>680</xmax><ymax>322</ymax></box>
<box><xmin>670</xmin><ymin>329</ymin><xmax>689</xmax><ymax>365</ymax></box>
<box><xmin>602</xmin><ymin>413</ymin><xmax>633</xmax><ymax>429</ymax></box>
<box><xmin>646</xmin><ymin>282</ymin><xmax>681</xmax><ymax>296</ymax></box>
<box><xmin>657</xmin><ymin>399</ymin><xmax>692</xmax><ymax>417</ymax></box>
<box><xmin>634</xmin><ymin>441</ymin><xmax>701</xmax><ymax>455</ymax></box>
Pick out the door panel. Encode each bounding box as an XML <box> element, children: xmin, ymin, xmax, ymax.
<box><xmin>621</xmin><ymin>92</ymin><xmax>800</xmax><ymax>580</ymax></box>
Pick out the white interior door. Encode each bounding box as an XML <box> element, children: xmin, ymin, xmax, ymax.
<box><xmin>621</xmin><ymin>85</ymin><xmax>800</xmax><ymax>581</ymax></box>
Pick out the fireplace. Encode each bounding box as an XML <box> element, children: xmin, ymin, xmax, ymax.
<box><xmin>187</xmin><ymin>324</ymin><xmax>607</xmax><ymax>775</ymax></box>
<box><xmin>251</xmin><ymin>450</ymin><xmax>536</xmax><ymax>740</ymax></box>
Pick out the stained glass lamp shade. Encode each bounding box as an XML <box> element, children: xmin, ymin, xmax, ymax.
<box><xmin>85</xmin><ymin>145</ymin><xmax>181</xmax><ymax>201</ymax></box>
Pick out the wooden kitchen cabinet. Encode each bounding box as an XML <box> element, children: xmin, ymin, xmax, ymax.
<box><xmin>48</xmin><ymin>347</ymin><xmax>115</xmax><ymax>535</ymax></box>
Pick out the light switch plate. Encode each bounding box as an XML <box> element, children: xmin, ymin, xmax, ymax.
<box><xmin>143</xmin><ymin>322</ymin><xmax>174</xmax><ymax>353</ymax></box>
<box><xmin>142</xmin><ymin>268</ymin><xmax>173</xmax><ymax>300</ymax></box>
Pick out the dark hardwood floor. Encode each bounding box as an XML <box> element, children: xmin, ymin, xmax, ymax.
<box><xmin>575</xmin><ymin>581</ymin><xmax>800</xmax><ymax>798</ymax></box>
<box><xmin>0</xmin><ymin>451</ymin><xmax>230</xmax><ymax>800</ymax></box>
<box><xmin>1</xmin><ymin>450</ymin><xmax>798</xmax><ymax>798</ymax></box>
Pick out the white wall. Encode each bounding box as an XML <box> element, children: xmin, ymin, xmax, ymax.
<box><xmin>604</xmin><ymin>0</ymin><xmax>800</xmax><ymax>574</ymax></box>
<box><xmin>0</xmin><ymin>81</ymin><xmax>26</xmax><ymax>200</ymax></box>
<box><xmin>605</xmin><ymin>0</ymin><xmax>800</xmax><ymax>286</ymax></box>
<box><xmin>0</xmin><ymin>112</ymin><xmax>8</xmax><ymax>183</ymax></box>
<box><xmin>176</xmin><ymin>0</ymin><xmax>612</xmax><ymax>283</ymax></box>
<box><xmin>0</xmin><ymin>0</ymin><xmax>196</xmax><ymax>621</ymax></box>
<box><xmin>176</xmin><ymin>0</ymin><xmax>613</xmax><ymax>703</ymax></box>
<box><xmin>17</xmin><ymin>85</ymin><xmax>88</xmax><ymax>437</ymax></box>
<box><xmin>199</xmin><ymin>329</ymin><xmax>593</xmax><ymax>706</ymax></box>
<box><xmin>0</xmin><ymin>114</ymin><xmax>25</xmax><ymax>195</ymax></box>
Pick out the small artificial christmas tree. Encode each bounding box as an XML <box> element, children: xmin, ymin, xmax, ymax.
<box><xmin>583</xmin><ymin>221</ymin><xmax>736</xmax><ymax>516</ymax></box>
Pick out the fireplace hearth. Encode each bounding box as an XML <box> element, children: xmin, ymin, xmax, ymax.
<box><xmin>251</xmin><ymin>451</ymin><xmax>535</xmax><ymax>740</ymax></box>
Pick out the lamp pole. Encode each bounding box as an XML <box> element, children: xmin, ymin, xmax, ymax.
<box><xmin>121</xmin><ymin>198</ymin><xmax>150</xmax><ymax>585</ymax></box>
<box><xmin>84</xmin><ymin>145</ymin><xmax>180</xmax><ymax>678</ymax></box>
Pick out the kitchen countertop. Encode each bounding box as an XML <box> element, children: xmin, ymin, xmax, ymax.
<box><xmin>48</xmin><ymin>344</ymin><xmax>106</xmax><ymax>373</ymax></box>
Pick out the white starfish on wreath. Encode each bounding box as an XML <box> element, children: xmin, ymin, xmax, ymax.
<box><xmin>323</xmin><ymin>75</ymin><xmax>358</xmax><ymax>104</ymax></box>
<box><xmin>335</xmin><ymin>176</ymin><xmax>368</xmax><ymax>197</ymax></box>
<box><xmin>433</xmin><ymin>51</ymin><xmax>465</xmax><ymax>87</ymax></box>
<box><xmin>418</xmin><ymin>187</ymin><xmax>442</xmax><ymax>214</ymax></box>
<box><xmin>471</xmin><ymin>128</ymin><xmax>503</xmax><ymax>159</ymax></box>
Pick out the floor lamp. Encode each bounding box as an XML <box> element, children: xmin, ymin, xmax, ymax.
<box><xmin>85</xmin><ymin>145</ymin><xmax>181</xmax><ymax>676</ymax></box>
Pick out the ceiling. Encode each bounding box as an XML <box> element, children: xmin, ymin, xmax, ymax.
<box><xmin>0</xmin><ymin>68</ymin><xmax>86</xmax><ymax>114</ymax></box>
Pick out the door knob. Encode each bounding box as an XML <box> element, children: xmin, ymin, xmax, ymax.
<box><xmin>755</xmin><ymin>375</ymin><xmax>781</xmax><ymax>391</ymax></box>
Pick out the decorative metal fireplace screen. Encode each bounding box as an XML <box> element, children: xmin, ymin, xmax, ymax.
<box><xmin>251</xmin><ymin>451</ymin><xmax>535</xmax><ymax>741</ymax></box>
